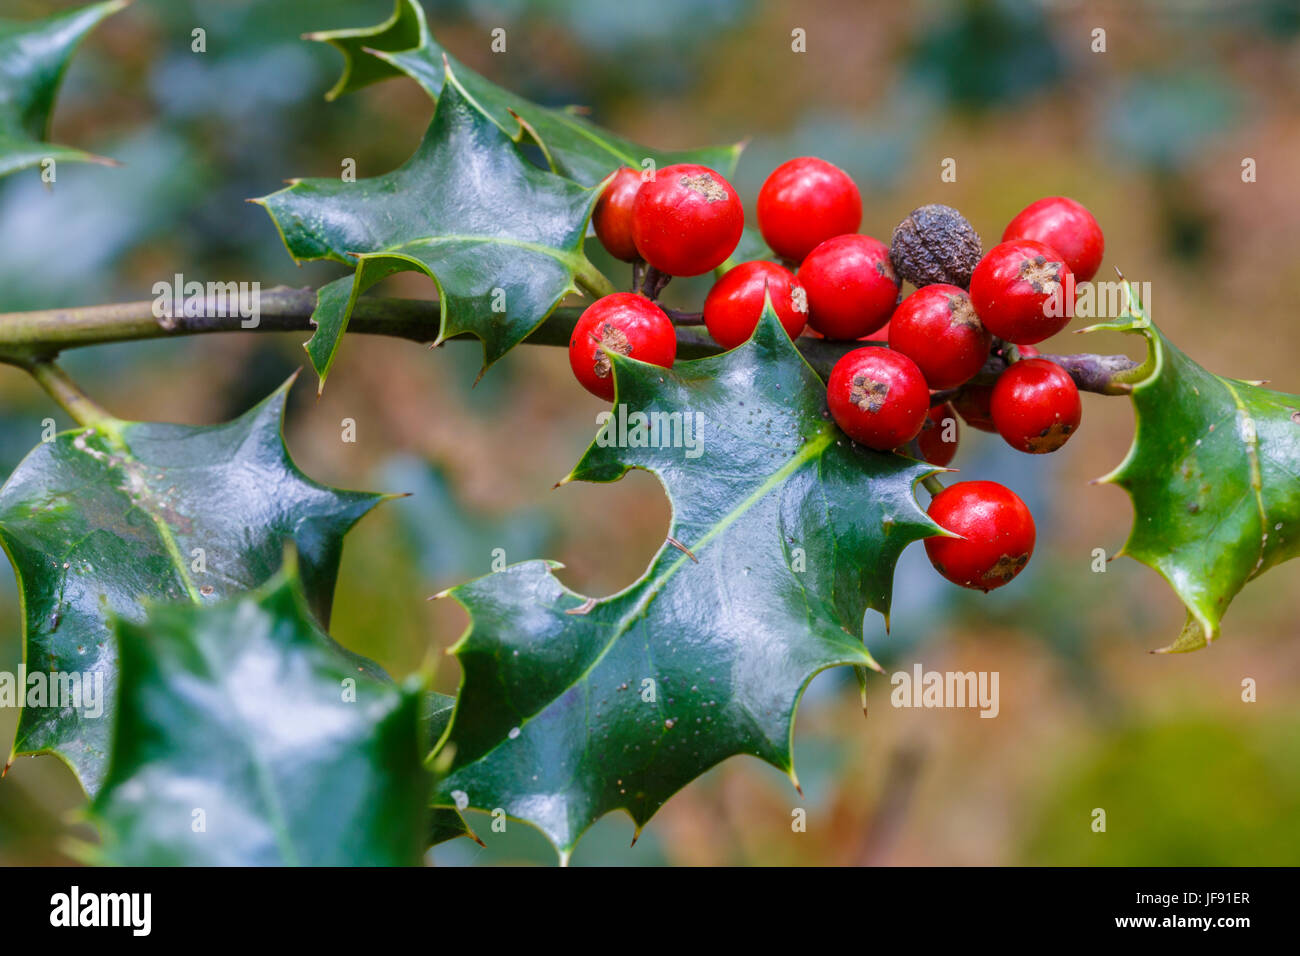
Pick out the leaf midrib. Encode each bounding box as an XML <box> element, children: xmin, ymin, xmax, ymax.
<box><xmin>447</xmin><ymin>426</ymin><xmax>837</xmax><ymax>780</ymax></box>
<box><xmin>186</xmin><ymin>623</ymin><xmax>303</xmax><ymax>866</ymax></box>
<box><xmin>1221</xmin><ymin>378</ymin><xmax>1269</xmax><ymax>581</ymax></box>
<box><xmin>96</xmin><ymin>426</ymin><xmax>203</xmax><ymax>605</ymax></box>
<box><xmin>386</xmin><ymin>233</ymin><xmax>585</xmax><ymax>265</ymax></box>
<box><xmin>541</xmin><ymin>107</ymin><xmax>640</xmax><ymax>167</ymax></box>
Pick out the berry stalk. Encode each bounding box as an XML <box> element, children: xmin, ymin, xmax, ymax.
<box><xmin>971</xmin><ymin>348</ymin><xmax>1141</xmax><ymax>396</ymax></box>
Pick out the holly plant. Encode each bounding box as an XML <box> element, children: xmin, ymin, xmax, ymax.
<box><xmin>0</xmin><ymin>0</ymin><xmax>1295</xmax><ymax>865</ymax></box>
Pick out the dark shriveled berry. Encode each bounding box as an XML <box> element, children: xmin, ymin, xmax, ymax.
<box><xmin>890</xmin><ymin>204</ymin><xmax>983</xmax><ymax>289</ymax></box>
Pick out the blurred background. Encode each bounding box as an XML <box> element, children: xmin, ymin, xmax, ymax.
<box><xmin>2</xmin><ymin>0</ymin><xmax>1299</xmax><ymax>865</ymax></box>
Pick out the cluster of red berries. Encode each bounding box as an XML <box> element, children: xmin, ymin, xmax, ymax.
<box><xmin>572</xmin><ymin>158</ymin><xmax>1104</xmax><ymax>594</ymax></box>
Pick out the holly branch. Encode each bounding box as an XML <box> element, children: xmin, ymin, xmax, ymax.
<box><xmin>0</xmin><ymin>286</ymin><xmax>1141</xmax><ymax>417</ymax></box>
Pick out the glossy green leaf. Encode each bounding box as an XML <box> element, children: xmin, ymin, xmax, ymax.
<box><xmin>0</xmin><ymin>379</ymin><xmax>382</xmax><ymax>794</ymax></box>
<box><xmin>432</xmin><ymin>308</ymin><xmax>941</xmax><ymax>859</ymax></box>
<box><xmin>0</xmin><ymin>0</ymin><xmax>125</xmax><ymax>178</ymax></box>
<box><xmin>309</xmin><ymin>0</ymin><xmax>743</xmax><ymax>187</ymax></box>
<box><xmin>422</xmin><ymin>690</ymin><xmax>477</xmax><ymax>846</ymax></box>
<box><xmin>1095</xmin><ymin>285</ymin><xmax>1300</xmax><ymax>651</ymax></box>
<box><xmin>255</xmin><ymin>64</ymin><xmax>611</xmax><ymax>391</ymax></box>
<box><xmin>88</xmin><ymin>566</ymin><xmax>430</xmax><ymax>866</ymax></box>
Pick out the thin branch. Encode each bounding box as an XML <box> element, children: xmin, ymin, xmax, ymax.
<box><xmin>25</xmin><ymin>360</ymin><xmax>119</xmax><ymax>429</ymax></box>
<box><xmin>0</xmin><ymin>286</ymin><xmax>445</xmax><ymax>357</ymax></box>
<box><xmin>0</xmin><ymin>287</ymin><xmax>1141</xmax><ymax>395</ymax></box>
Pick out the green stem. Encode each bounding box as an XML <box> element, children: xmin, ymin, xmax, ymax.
<box><xmin>25</xmin><ymin>360</ymin><xmax>119</xmax><ymax>429</ymax></box>
<box><xmin>921</xmin><ymin>474</ymin><xmax>945</xmax><ymax>497</ymax></box>
<box><xmin>573</xmin><ymin>257</ymin><xmax>618</xmax><ymax>299</ymax></box>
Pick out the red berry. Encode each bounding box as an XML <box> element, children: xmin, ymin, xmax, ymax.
<box><xmin>887</xmin><ymin>284</ymin><xmax>992</xmax><ymax>388</ymax></box>
<box><xmin>799</xmin><ymin>235</ymin><xmax>899</xmax><ymax>340</ymax></box>
<box><xmin>703</xmin><ymin>261</ymin><xmax>807</xmax><ymax>349</ymax></box>
<box><xmin>969</xmin><ymin>239</ymin><xmax>1075</xmax><ymax>345</ymax></box>
<box><xmin>593</xmin><ymin>167</ymin><xmax>643</xmax><ymax>262</ymax></box>
<box><xmin>568</xmin><ymin>293</ymin><xmax>676</xmax><ymax>401</ymax></box>
<box><xmin>914</xmin><ymin>403</ymin><xmax>960</xmax><ymax>466</ymax></box>
<box><xmin>756</xmin><ymin>157</ymin><xmax>862</xmax><ymax>262</ymax></box>
<box><xmin>925</xmin><ymin>480</ymin><xmax>1035</xmax><ymax>591</ymax></box>
<box><xmin>951</xmin><ymin>384</ymin><xmax>996</xmax><ymax>432</ymax></box>
<box><xmin>1003</xmin><ymin>197</ymin><xmax>1104</xmax><ymax>282</ymax></box>
<box><xmin>631</xmin><ymin>164</ymin><xmax>743</xmax><ymax>276</ymax></box>
<box><xmin>990</xmin><ymin>357</ymin><xmax>1082</xmax><ymax>454</ymax></box>
<box><xmin>827</xmin><ymin>347</ymin><xmax>929</xmax><ymax>450</ymax></box>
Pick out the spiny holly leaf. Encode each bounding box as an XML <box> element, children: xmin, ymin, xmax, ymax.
<box><xmin>87</xmin><ymin>565</ymin><xmax>429</xmax><ymax>866</ymax></box>
<box><xmin>426</xmin><ymin>808</ymin><xmax>471</xmax><ymax>847</ymax></box>
<box><xmin>0</xmin><ymin>0</ymin><xmax>125</xmax><ymax>179</ymax></box>
<box><xmin>0</xmin><ymin>379</ymin><xmax>382</xmax><ymax>795</ymax></box>
<box><xmin>255</xmin><ymin>64</ymin><xmax>611</xmax><ymax>391</ymax></box>
<box><xmin>307</xmin><ymin>0</ymin><xmax>744</xmax><ymax>187</ymax></box>
<box><xmin>422</xmin><ymin>690</ymin><xmax>477</xmax><ymax>847</ymax></box>
<box><xmin>1094</xmin><ymin>284</ymin><xmax>1300</xmax><ymax>651</ymax></box>
<box><xmin>432</xmin><ymin>308</ymin><xmax>941</xmax><ymax>860</ymax></box>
